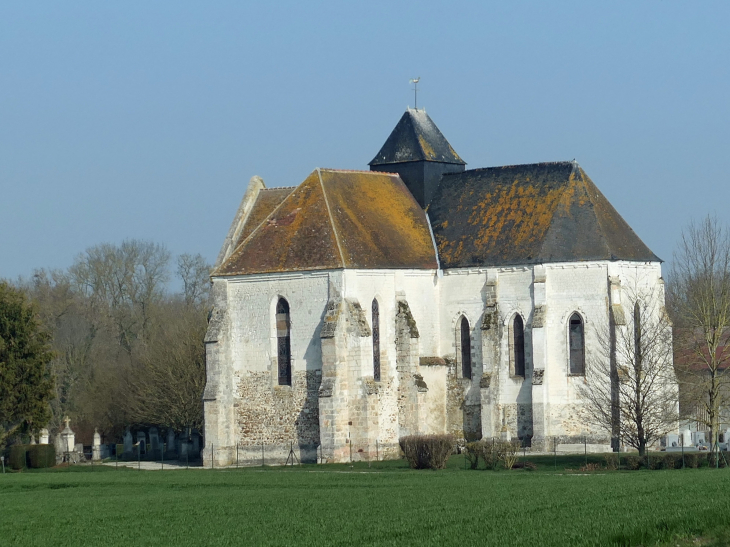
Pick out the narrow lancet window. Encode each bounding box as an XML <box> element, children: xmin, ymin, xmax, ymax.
<box><xmin>460</xmin><ymin>316</ymin><xmax>472</xmax><ymax>379</ymax></box>
<box><xmin>569</xmin><ymin>313</ymin><xmax>585</xmax><ymax>375</ymax></box>
<box><xmin>372</xmin><ymin>299</ymin><xmax>381</xmax><ymax>381</ymax></box>
<box><xmin>276</xmin><ymin>298</ymin><xmax>292</xmax><ymax>385</ymax></box>
<box><xmin>511</xmin><ymin>314</ymin><xmax>526</xmax><ymax>377</ymax></box>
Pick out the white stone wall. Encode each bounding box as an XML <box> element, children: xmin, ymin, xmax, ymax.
<box><xmin>204</xmin><ymin>259</ymin><xmax>669</xmax><ymax>464</ymax></box>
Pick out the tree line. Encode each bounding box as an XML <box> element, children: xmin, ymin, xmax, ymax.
<box><xmin>1</xmin><ymin>240</ymin><xmax>210</xmax><ymax>447</ymax></box>
<box><xmin>3</xmin><ymin>218</ymin><xmax>730</xmax><ymax>454</ymax></box>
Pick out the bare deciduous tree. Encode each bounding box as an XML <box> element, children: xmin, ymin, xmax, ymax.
<box><xmin>69</xmin><ymin>240</ymin><xmax>170</xmax><ymax>354</ymax></box>
<box><xmin>177</xmin><ymin>253</ymin><xmax>211</xmax><ymax>307</ymax></box>
<box><xmin>580</xmin><ymin>286</ymin><xmax>678</xmax><ymax>456</ymax></box>
<box><xmin>123</xmin><ymin>300</ymin><xmax>206</xmax><ymax>431</ymax></box>
<box><xmin>668</xmin><ymin>215</ymin><xmax>730</xmax><ymax>450</ymax></box>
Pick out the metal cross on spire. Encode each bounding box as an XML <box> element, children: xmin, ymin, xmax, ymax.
<box><xmin>410</xmin><ymin>77</ymin><xmax>420</xmax><ymax>110</ymax></box>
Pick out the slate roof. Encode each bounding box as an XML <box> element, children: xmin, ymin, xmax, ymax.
<box><xmin>369</xmin><ymin>109</ymin><xmax>465</xmax><ymax>166</ymax></box>
<box><xmin>215</xmin><ymin>169</ymin><xmax>438</xmax><ymax>276</ymax></box>
<box><xmin>428</xmin><ymin>161</ymin><xmax>660</xmax><ymax>268</ymax></box>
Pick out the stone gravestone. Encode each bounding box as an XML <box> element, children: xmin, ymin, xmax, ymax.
<box><xmin>92</xmin><ymin>428</ymin><xmax>101</xmax><ymax>461</ymax></box>
<box><xmin>166</xmin><ymin>429</ymin><xmax>176</xmax><ymax>457</ymax></box>
<box><xmin>680</xmin><ymin>428</ymin><xmax>692</xmax><ymax>447</ymax></box>
<box><xmin>60</xmin><ymin>417</ymin><xmax>75</xmax><ymax>456</ymax></box>
<box><xmin>39</xmin><ymin>428</ymin><xmax>49</xmax><ymax>445</ymax></box>
<box><xmin>191</xmin><ymin>430</ymin><xmax>200</xmax><ymax>459</ymax></box>
<box><xmin>149</xmin><ymin>427</ymin><xmax>160</xmax><ymax>457</ymax></box>
<box><xmin>54</xmin><ymin>433</ymin><xmax>64</xmax><ymax>463</ymax></box>
<box><xmin>665</xmin><ymin>434</ymin><xmax>679</xmax><ymax>448</ymax></box>
<box><xmin>123</xmin><ymin>429</ymin><xmax>134</xmax><ymax>457</ymax></box>
<box><xmin>136</xmin><ymin>431</ymin><xmax>146</xmax><ymax>455</ymax></box>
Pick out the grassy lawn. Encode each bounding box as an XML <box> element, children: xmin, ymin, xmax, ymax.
<box><xmin>2</xmin><ymin>455</ymin><xmax>730</xmax><ymax>546</ymax></box>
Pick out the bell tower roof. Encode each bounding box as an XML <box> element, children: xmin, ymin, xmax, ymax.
<box><xmin>369</xmin><ymin>108</ymin><xmax>465</xmax><ymax>167</ymax></box>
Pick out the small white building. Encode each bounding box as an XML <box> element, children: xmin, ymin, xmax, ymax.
<box><xmin>203</xmin><ymin>109</ymin><xmax>670</xmax><ymax>465</ymax></box>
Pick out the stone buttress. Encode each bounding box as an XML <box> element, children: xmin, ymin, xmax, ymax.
<box><xmin>319</xmin><ymin>296</ymin><xmax>378</xmax><ymax>463</ymax></box>
<box><xmin>202</xmin><ymin>280</ymin><xmax>235</xmax><ymax>466</ymax></box>
<box><xmin>480</xmin><ymin>273</ymin><xmax>500</xmax><ymax>439</ymax></box>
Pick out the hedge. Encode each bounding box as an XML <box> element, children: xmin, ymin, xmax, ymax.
<box><xmin>9</xmin><ymin>445</ymin><xmax>29</xmax><ymax>470</ymax></box>
<box><xmin>28</xmin><ymin>444</ymin><xmax>56</xmax><ymax>468</ymax></box>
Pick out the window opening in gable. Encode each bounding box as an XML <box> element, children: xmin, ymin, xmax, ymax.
<box><xmin>460</xmin><ymin>316</ymin><xmax>472</xmax><ymax>379</ymax></box>
<box><xmin>510</xmin><ymin>314</ymin><xmax>526</xmax><ymax>378</ymax></box>
<box><xmin>372</xmin><ymin>299</ymin><xmax>381</xmax><ymax>382</ymax></box>
<box><xmin>569</xmin><ymin>313</ymin><xmax>585</xmax><ymax>375</ymax></box>
<box><xmin>276</xmin><ymin>298</ymin><xmax>292</xmax><ymax>386</ymax></box>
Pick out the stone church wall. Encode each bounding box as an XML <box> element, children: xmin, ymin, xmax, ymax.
<box><xmin>203</xmin><ymin>260</ymin><xmax>670</xmax><ymax>465</ymax></box>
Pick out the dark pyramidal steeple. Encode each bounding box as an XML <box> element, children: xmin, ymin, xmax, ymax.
<box><xmin>369</xmin><ymin>108</ymin><xmax>465</xmax><ymax>208</ymax></box>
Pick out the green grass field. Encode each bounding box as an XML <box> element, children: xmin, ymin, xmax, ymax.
<box><xmin>2</xmin><ymin>455</ymin><xmax>730</xmax><ymax>546</ymax></box>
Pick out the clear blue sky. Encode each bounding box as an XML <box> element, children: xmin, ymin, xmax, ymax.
<box><xmin>2</xmin><ymin>1</ymin><xmax>728</xmax><ymax>280</ymax></box>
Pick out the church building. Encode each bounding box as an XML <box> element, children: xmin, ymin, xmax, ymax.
<box><xmin>202</xmin><ymin>108</ymin><xmax>667</xmax><ymax>465</ymax></box>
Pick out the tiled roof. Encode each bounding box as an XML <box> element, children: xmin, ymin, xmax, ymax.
<box><xmin>428</xmin><ymin>161</ymin><xmax>660</xmax><ymax>268</ymax></box>
<box><xmin>215</xmin><ymin>169</ymin><xmax>438</xmax><ymax>275</ymax></box>
<box><xmin>228</xmin><ymin>187</ymin><xmax>294</xmax><ymax>251</ymax></box>
<box><xmin>369</xmin><ymin>109</ymin><xmax>465</xmax><ymax>166</ymax></box>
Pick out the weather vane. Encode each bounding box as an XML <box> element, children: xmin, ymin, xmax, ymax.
<box><xmin>410</xmin><ymin>77</ymin><xmax>420</xmax><ymax>110</ymax></box>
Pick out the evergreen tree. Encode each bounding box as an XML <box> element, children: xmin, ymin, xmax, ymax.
<box><xmin>0</xmin><ymin>282</ymin><xmax>54</xmax><ymax>446</ymax></box>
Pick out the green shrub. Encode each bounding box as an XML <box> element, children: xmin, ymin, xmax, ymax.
<box><xmin>707</xmin><ymin>453</ymin><xmax>728</xmax><ymax>468</ymax></box>
<box><xmin>116</xmin><ymin>444</ymin><xmax>124</xmax><ymax>458</ymax></box>
<box><xmin>28</xmin><ymin>444</ymin><xmax>56</xmax><ymax>468</ymax></box>
<box><xmin>9</xmin><ymin>445</ymin><xmax>29</xmax><ymax>470</ymax></box>
<box><xmin>604</xmin><ymin>454</ymin><xmax>618</xmax><ymax>470</ymax></box>
<box><xmin>511</xmin><ymin>461</ymin><xmax>537</xmax><ymax>471</ymax></box>
<box><xmin>399</xmin><ymin>435</ymin><xmax>454</xmax><ymax>470</ymax></box>
<box><xmin>624</xmin><ymin>455</ymin><xmax>641</xmax><ymax>470</ymax></box>
<box><xmin>663</xmin><ymin>455</ymin><xmax>677</xmax><ymax>470</ymax></box>
<box><xmin>496</xmin><ymin>440</ymin><xmax>521</xmax><ymax>470</ymax></box>
<box><xmin>685</xmin><ymin>453</ymin><xmax>699</xmax><ymax>468</ymax></box>
<box><xmin>480</xmin><ymin>442</ymin><xmax>499</xmax><ymax>470</ymax></box>
<box><xmin>464</xmin><ymin>442</ymin><xmax>480</xmax><ymax>469</ymax></box>
<box><xmin>650</xmin><ymin>455</ymin><xmax>665</xmax><ymax>470</ymax></box>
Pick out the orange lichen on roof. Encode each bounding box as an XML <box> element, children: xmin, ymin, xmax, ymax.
<box><xmin>320</xmin><ymin>170</ymin><xmax>437</xmax><ymax>269</ymax></box>
<box><xmin>215</xmin><ymin>172</ymin><xmax>343</xmax><ymax>275</ymax></box>
<box><xmin>215</xmin><ymin>169</ymin><xmax>438</xmax><ymax>276</ymax></box>
<box><xmin>429</xmin><ymin>162</ymin><xmax>659</xmax><ymax>268</ymax></box>
<box><xmin>417</xmin><ymin>134</ymin><xmax>436</xmax><ymax>161</ymax></box>
<box><xmin>234</xmin><ymin>187</ymin><xmax>295</xmax><ymax>248</ymax></box>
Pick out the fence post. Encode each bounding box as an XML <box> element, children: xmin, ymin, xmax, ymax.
<box><xmin>262</xmin><ymin>442</ymin><xmax>264</xmax><ymax>467</ymax></box>
<box><xmin>211</xmin><ymin>443</ymin><xmax>214</xmax><ymax>469</ymax></box>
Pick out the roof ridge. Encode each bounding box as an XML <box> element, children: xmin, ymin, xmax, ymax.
<box><xmin>261</xmin><ymin>186</ymin><xmax>297</xmax><ymax>191</ymax></box>
<box><xmin>317</xmin><ymin>168</ymin><xmax>347</xmax><ymax>267</ymax></box>
<box><xmin>318</xmin><ymin>168</ymin><xmax>393</xmax><ymax>175</ymax></box>
<box><xmin>445</xmin><ymin>161</ymin><xmax>575</xmax><ymax>175</ymax></box>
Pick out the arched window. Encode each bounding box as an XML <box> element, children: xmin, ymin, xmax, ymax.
<box><xmin>372</xmin><ymin>299</ymin><xmax>381</xmax><ymax>381</ymax></box>
<box><xmin>460</xmin><ymin>316</ymin><xmax>472</xmax><ymax>379</ymax></box>
<box><xmin>568</xmin><ymin>313</ymin><xmax>585</xmax><ymax>375</ymax></box>
<box><xmin>276</xmin><ymin>298</ymin><xmax>291</xmax><ymax>385</ymax></box>
<box><xmin>510</xmin><ymin>314</ymin><xmax>526</xmax><ymax>378</ymax></box>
